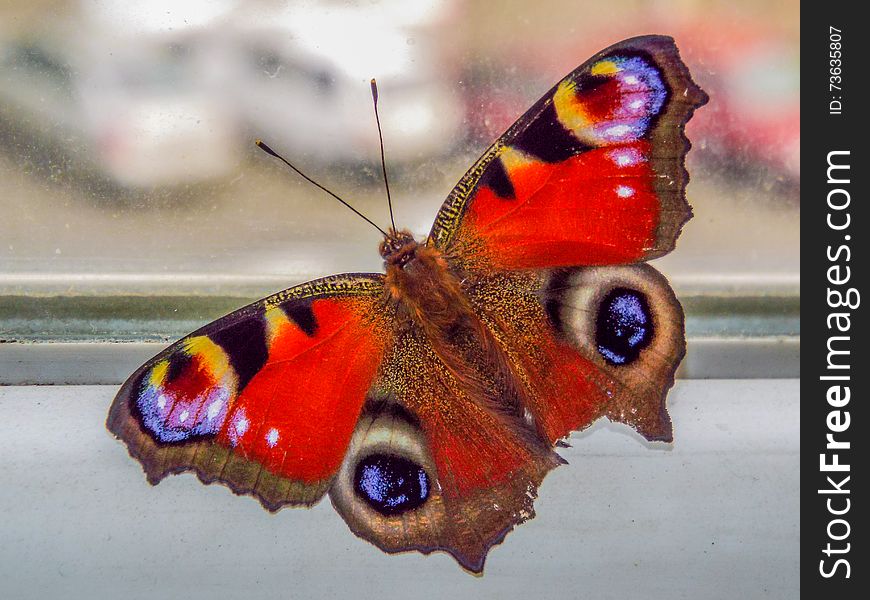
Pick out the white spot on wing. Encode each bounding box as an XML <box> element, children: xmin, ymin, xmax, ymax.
<box><xmin>603</xmin><ymin>124</ymin><xmax>631</xmax><ymax>139</ymax></box>
<box><xmin>236</xmin><ymin>416</ymin><xmax>249</xmax><ymax>435</ymax></box>
<box><xmin>617</xmin><ymin>185</ymin><xmax>635</xmax><ymax>198</ymax></box>
<box><xmin>207</xmin><ymin>399</ymin><xmax>223</xmax><ymax>421</ymax></box>
<box><xmin>228</xmin><ymin>408</ymin><xmax>249</xmax><ymax>447</ymax></box>
<box><xmin>608</xmin><ymin>148</ymin><xmax>644</xmax><ymax>167</ymax></box>
<box><xmin>266</xmin><ymin>428</ymin><xmax>279</xmax><ymax>448</ymax></box>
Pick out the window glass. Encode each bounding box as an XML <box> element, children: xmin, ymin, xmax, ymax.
<box><xmin>0</xmin><ymin>0</ymin><xmax>799</xmax><ymax>341</ymax></box>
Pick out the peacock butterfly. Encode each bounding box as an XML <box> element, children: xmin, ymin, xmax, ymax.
<box><xmin>107</xmin><ymin>35</ymin><xmax>708</xmax><ymax>573</ymax></box>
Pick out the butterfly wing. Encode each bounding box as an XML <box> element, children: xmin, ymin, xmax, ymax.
<box><xmin>467</xmin><ymin>265</ymin><xmax>684</xmax><ymax>444</ymax></box>
<box><xmin>107</xmin><ymin>273</ymin><xmax>392</xmax><ymax>509</ymax></box>
<box><xmin>429</xmin><ymin>35</ymin><xmax>708</xmax><ymax>270</ymax></box>
<box><xmin>422</xmin><ymin>34</ymin><xmax>704</xmax><ymax>444</ymax></box>
<box><xmin>329</xmin><ymin>326</ymin><xmax>562</xmax><ymax>573</ymax></box>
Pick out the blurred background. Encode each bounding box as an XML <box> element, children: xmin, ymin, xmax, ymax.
<box><xmin>0</xmin><ymin>0</ymin><xmax>799</xmax><ymax>341</ymax></box>
<box><xmin>0</xmin><ymin>4</ymin><xmax>800</xmax><ymax>595</ymax></box>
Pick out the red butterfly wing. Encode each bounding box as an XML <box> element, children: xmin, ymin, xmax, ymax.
<box><xmin>429</xmin><ymin>35</ymin><xmax>708</xmax><ymax>270</ymax></box>
<box><xmin>420</xmin><ymin>35</ymin><xmax>705</xmax><ymax>448</ymax></box>
<box><xmin>468</xmin><ymin>265</ymin><xmax>685</xmax><ymax>445</ymax></box>
<box><xmin>329</xmin><ymin>328</ymin><xmax>562</xmax><ymax>573</ymax></box>
<box><xmin>107</xmin><ymin>274</ymin><xmax>392</xmax><ymax>509</ymax></box>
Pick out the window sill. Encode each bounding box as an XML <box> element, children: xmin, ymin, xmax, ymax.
<box><xmin>0</xmin><ymin>336</ymin><xmax>800</xmax><ymax>385</ymax></box>
<box><xmin>0</xmin><ymin>379</ymin><xmax>799</xmax><ymax>597</ymax></box>
<box><xmin>0</xmin><ymin>289</ymin><xmax>799</xmax><ymax>384</ymax></box>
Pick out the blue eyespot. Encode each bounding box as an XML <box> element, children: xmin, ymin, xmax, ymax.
<box><xmin>596</xmin><ymin>288</ymin><xmax>653</xmax><ymax>366</ymax></box>
<box><xmin>353</xmin><ymin>454</ymin><xmax>430</xmax><ymax>515</ymax></box>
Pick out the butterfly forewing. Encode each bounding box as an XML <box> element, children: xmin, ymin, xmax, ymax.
<box><xmin>428</xmin><ymin>35</ymin><xmax>708</xmax><ymax>271</ymax></box>
<box><xmin>107</xmin><ymin>273</ymin><xmax>392</xmax><ymax>509</ymax></box>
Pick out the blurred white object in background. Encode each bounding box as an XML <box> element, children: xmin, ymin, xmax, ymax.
<box><xmin>0</xmin><ymin>4</ymin><xmax>244</xmax><ymax>191</ymax></box>
<box><xmin>0</xmin><ymin>0</ymin><xmax>464</xmax><ymax>193</ymax></box>
<box><xmin>77</xmin><ymin>0</ymin><xmax>246</xmax><ymax>189</ymax></box>
<box><xmin>81</xmin><ymin>0</ymin><xmax>239</xmax><ymax>34</ymax></box>
<box><xmin>229</xmin><ymin>0</ymin><xmax>464</xmax><ymax>164</ymax></box>
<box><xmin>74</xmin><ymin>40</ymin><xmax>242</xmax><ymax>188</ymax></box>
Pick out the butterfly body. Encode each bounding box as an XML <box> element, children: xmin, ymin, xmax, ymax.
<box><xmin>108</xmin><ymin>35</ymin><xmax>707</xmax><ymax>573</ymax></box>
<box><xmin>382</xmin><ymin>230</ymin><xmax>467</xmax><ymax>335</ymax></box>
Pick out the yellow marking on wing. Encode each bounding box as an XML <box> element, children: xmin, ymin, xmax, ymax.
<box><xmin>264</xmin><ymin>305</ymin><xmax>290</xmax><ymax>345</ymax></box>
<box><xmin>183</xmin><ymin>335</ymin><xmax>232</xmax><ymax>379</ymax></box>
<box><xmin>499</xmin><ymin>145</ymin><xmax>536</xmax><ymax>173</ymax></box>
<box><xmin>591</xmin><ymin>60</ymin><xmax>620</xmax><ymax>76</ymax></box>
<box><xmin>148</xmin><ymin>359</ymin><xmax>169</xmax><ymax>387</ymax></box>
<box><xmin>552</xmin><ymin>79</ymin><xmax>591</xmax><ymax>137</ymax></box>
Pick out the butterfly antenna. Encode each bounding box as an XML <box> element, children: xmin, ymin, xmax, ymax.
<box><xmin>255</xmin><ymin>139</ymin><xmax>389</xmax><ymax>238</ymax></box>
<box><xmin>370</xmin><ymin>79</ymin><xmax>396</xmax><ymax>232</ymax></box>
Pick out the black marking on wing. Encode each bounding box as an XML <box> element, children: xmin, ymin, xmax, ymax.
<box><xmin>283</xmin><ymin>299</ymin><xmax>318</xmax><ymax>337</ymax></box>
<box><xmin>479</xmin><ymin>157</ymin><xmax>515</xmax><ymax>199</ymax></box>
<box><xmin>595</xmin><ymin>287</ymin><xmax>654</xmax><ymax>366</ymax></box>
<box><xmin>512</xmin><ymin>103</ymin><xmax>591</xmax><ymax>163</ymax></box>
<box><xmin>572</xmin><ymin>72</ymin><xmax>610</xmax><ymax>93</ymax></box>
<box><xmin>128</xmin><ymin>369</ymin><xmax>149</xmax><ymax>417</ymax></box>
<box><xmin>353</xmin><ymin>454</ymin><xmax>431</xmax><ymax>516</ymax></box>
<box><xmin>165</xmin><ymin>351</ymin><xmax>192</xmax><ymax>383</ymax></box>
<box><xmin>362</xmin><ymin>399</ymin><xmax>423</xmax><ymax>429</ymax></box>
<box><xmin>210</xmin><ymin>317</ymin><xmax>269</xmax><ymax>391</ymax></box>
<box><xmin>542</xmin><ymin>269</ymin><xmax>573</xmax><ymax>338</ymax></box>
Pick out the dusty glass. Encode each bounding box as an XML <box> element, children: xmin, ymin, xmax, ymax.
<box><xmin>0</xmin><ymin>0</ymin><xmax>799</xmax><ymax>345</ymax></box>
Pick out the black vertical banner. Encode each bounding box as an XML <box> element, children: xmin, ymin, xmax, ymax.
<box><xmin>803</xmin><ymin>3</ymin><xmax>867</xmax><ymax>596</ymax></box>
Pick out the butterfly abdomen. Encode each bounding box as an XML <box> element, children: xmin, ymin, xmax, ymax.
<box><xmin>383</xmin><ymin>243</ymin><xmax>555</xmax><ymax>455</ymax></box>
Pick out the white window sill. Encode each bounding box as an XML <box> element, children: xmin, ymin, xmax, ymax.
<box><xmin>0</xmin><ymin>379</ymin><xmax>798</xmax><ymax>598</ymax></box>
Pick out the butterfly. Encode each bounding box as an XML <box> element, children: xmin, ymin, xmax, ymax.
<box><xmin>107</xmin><ymin>35</ymin><xmax>707</xmax><ymax>573</ymax></box>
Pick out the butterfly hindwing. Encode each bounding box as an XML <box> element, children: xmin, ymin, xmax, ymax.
<box><xmin>539</xmin><ymin>264</ymin><xmax>685</xmax><ymax>440</ymax></box>
<box><xmin>330</xmin><ymin>326</ymin><xmax>561</xmax><ymax>573</ymax></box>
<box><xmin>465</xmin><ymin>264</ymin><xmax>684</xmax><ymax>445</ymax></box>
<box><xmin>429</xmin><ymin>35</ymin><xmax>708</xmax><ymax>270</ymax></box>
<box><xmin>107</xmin><ymin>273</ymin><xmax>392</xmax><ymax>509</ymax></box>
